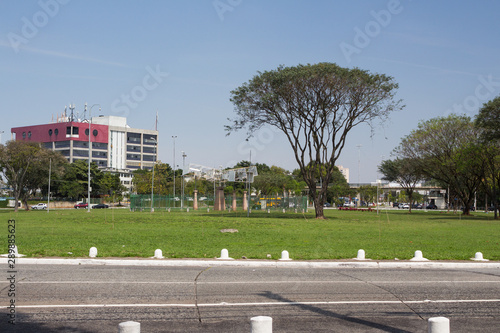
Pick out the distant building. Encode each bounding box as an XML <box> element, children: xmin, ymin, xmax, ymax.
<box><xmin>336</xmin><ymin>165</ymin><xmax>349</xmax><ymax>183</ymax></box>
<box><xmin>11</xmin><ymin>115</ymin><xmax>158</xmax><ymax>192</ymax></box>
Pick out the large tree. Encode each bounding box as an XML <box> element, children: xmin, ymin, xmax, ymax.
<box><xmin>55</xmin><ymin>160</ymin><xmax>103</xmax><ymax>200</ymax></box>
<box><xmin>226</xmin><ymin>63</ymin><xmax>402</xmax><ymax>218</ymax></box>
<box><xmin>378</xmin><ymin>158</ymin><xmax>422</xmax><ymax>213</ymax></box>
<box><xmin>395</xmin><ymin>114</ymin><xmax>485</xmax><ymax>215</ymax></box>
<box><xmin>475</xmin><ymin>96</ymin><xmax>500</xmax><ymax>218</ymax></box>
<box><xmin>475</xmin><ymin>96</ymin><xmax>500</xmax><ymax>142</ymax></box>
<box><xmin>132</xmin><ymin>162</ymin><xmax>173</xmax><ymax>195</ymax></box>
<box><xmin>0</xmin><ymin>141</ymin><xmax>39</xmax><ymax>211</ymax></box>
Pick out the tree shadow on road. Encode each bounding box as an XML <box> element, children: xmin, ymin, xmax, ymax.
<box><xmin>258</xmin><ymin>291</ymin><xmax>413</xmax><ymax>333</ymax></box>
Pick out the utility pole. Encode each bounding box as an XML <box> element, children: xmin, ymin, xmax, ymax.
<box><xmin>181</xmin><ymin>151</ymin><xmax>186</xmax><ymax>210</ymax></box>
<box><xmin>172</xmin><ymin>135</ymin><xmax>177</xmax><ymax>205</ymax></box>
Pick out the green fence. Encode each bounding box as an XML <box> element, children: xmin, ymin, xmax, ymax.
<box><xmin>130</xmin><ymin>194</ymin><xmax>308</xmax><ymax>212</ymax></box>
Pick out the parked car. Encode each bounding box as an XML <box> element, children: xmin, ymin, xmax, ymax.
<box><xmin>412</xmin><ymin>203</ymin><xmax>422</xmax><ymax>209</ymax></box>
<box><xmin>323</xmin><ymin>202</ymin><xmax>331</xmax><ymax>207</ymax></box>
<box><xmin>74</xmin><ymin>202</ymin><xmax>88</xmax><ymax>209</ymax></box>
<box><xmin>426</xmin><ymin>203</ymin><xmax>438</xmax><ymax>209</ymax></box>
<box><xmin>92</xmin><ymin>203</ymin><xmax>109</xmax><ymax>209</ymax></box>
<box><xmin>398</xmin><ymin>203</ymin><xmax>410</xmax><ymax>209</ymax></box>
<box><xmin>392</xmin><ymin>202</ymin><xmax>399</xmax><ymax>208</ymax></box>
<box><xmin>31</xmin><ymin>203</ymin><xmax>47</xmax><ymax>210</ymax></box>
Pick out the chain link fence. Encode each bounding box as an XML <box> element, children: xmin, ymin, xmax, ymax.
<box><xmin>130</xmin><ymin>194</ymin><xmax>308</xmax><ymax>212</ymax></box>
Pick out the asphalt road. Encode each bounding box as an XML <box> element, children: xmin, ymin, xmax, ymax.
<box><xmin>1</xmin><ymin>264</ymin><xmax>500</xmax><ymax>332</ymax></box>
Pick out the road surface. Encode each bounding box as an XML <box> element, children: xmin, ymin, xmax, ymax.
<box><xmin>1</xmin><ymin>263</ymin><xmax>500</xmax><ymax>332</ymax></box>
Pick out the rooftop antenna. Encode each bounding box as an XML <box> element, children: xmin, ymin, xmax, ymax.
<box><xmin>68</xmin><ymin>103</ymin><xmax>75</xmax><ymax>122</ymax></box>
<box><xmin>155</xmin><ymin>110</ymin><xmax>158</xmax><ymax>131</ymax></box>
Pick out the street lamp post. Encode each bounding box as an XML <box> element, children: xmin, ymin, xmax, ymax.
<box><xmin>87</xmin><ymin>103</ymin><xmax>101</xmax><ymax>213</ymax></box>
<box><xmin>181</xmin><ymin>151</ymin><xmax>186</xmax><ymax>210</ymax></box>
<box><xmin>172</xmin><ymin>135</ymin><xmax>177</xmax><ymax>206</ymax></box>
<box><xmin>0</xmin><ymin>130</ymin><xmax>4</xmax><ymax>144</ymax></box>
<box><xmin>151</xmin><ymin>139</ymin><xmax>157</xmax><ymax>212</ymax></box>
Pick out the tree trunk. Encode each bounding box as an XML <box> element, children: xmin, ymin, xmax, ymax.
<box><xmin>314</xmin><ymin>195</ymin><xmax>325</xmax><ymax>219</ymax></box>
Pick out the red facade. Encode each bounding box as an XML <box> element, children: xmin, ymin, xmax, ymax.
<box><xmin>11</xmin><ymin>122</ymin><xmax>109</xmax><ymax>143</ymax></box>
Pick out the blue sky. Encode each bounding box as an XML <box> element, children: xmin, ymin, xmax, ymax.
<box><xmin>1</xmin><ymin>0</ymin><xmax>499</xmax><ymax>182</ymax></box>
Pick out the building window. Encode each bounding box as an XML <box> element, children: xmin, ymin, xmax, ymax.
<box><xmin>73</xmin><ymin>141</ymin><xmax>89</xmax><ymax>148</ymax></box>
<box><xmin>143</xmin><ymin>135</ymin><xmax>157</xmax><ymax>145</ymax></box>
<box><xmin>143</xmin><ymin>146</ymin><xmax>156</xmax><ymax>154</ymax></box>
<box><xmin>28</xmin><ymin>131</ymin><xmax>32</xmax><ymax>138</ymax></box>
<box><xmin>73</xmin><ymin>150</ymin><xmax>89</xmax><ymax>157</ymax></box>
<box><xmin>22</xmin><ymin>132</ymin><xmax>26</xmax><ymax>139</ymax></box>
<box><xmin>55</xmin><ymin>141</ymin><xmax>71</xmax><ymax>148</ymax></box>
<box><xmin>49</xmin><ymin>129</ymin><xmax>53</xmax><ymax>136</ymax></box>
<box><xmin>126</xmin><ymin>154</ymin><xmax>141</xmax><ymax>161</ymax></box>
<box><xmin>67</xmin><ymin>126</ymin><xmax>79</xmax><ymax>135</ymax></box>
<box><xmin>54</xmin><ymin>129</ymin><xmax>59</xmax><ymax>135</ymax></box>
<box><xmin>92</xmin><ymin>142</ymin><xmax>107</xmax><ymax>150</ymax></box>
<box><xmin>127</xmin><ymin>145</ymin><xmax>140</xmax><ymax>152</ymax></box>
<box><xmin>127</xmin><ymin>133</ymin><xmax>141</xmax><ymax>143</ymax></box>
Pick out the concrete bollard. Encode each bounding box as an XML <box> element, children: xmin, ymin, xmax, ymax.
<box><xmin>428</xmin><ymin>317</ymin><xmax>449</xmax><ymax>333</ymax></box>
<box><xmin>410</xmin><ymin>250</ymin><xmax>428</xmax><ymax>261</ymax></box>
<box><xmin>187</xmin><ymin>208</ymin><xmax>189</xmax><ymax>212</ymax></box>
<box><xmin>267</xmin><ymin>209</ymin><xmax>270</xmax><ymax>213</ymax></box>
<box><xmin>471</xmin><ymin>252</ymin><xmax>489</xmax><ymax>261</ymax></box>
<box><xmin>118</xmin><ymin>321</ymin><xmax>140</xmax><ymax>333</ymax></box>
<box><xmin>279</xmin><ymin>250</ymin><xmax>291</xmax><ymax>261</ymax></box>
<box><xmin>89</xmin><ymin>247</ymin><xmax>97</xmax><ymax>258</ymax></box>
<box><xmin>355</xmin><ymin>249</ymin><xmax>366</xmax><ymax>260</ymax></box>
<box><xmin>154</xmin><ymin>249</ymin><xmax>164</xmax><ymax>259</ymax></box>
<box><xmin>282</xmin><ymin>209</ymin><xmax>285</xmax><ymax>213</ymax></box>
<box><xmin>217</xmin><ymin>248</ymin><xmax>233</xmax><ymax>260</ymax></box>
<box><xmin>251</xmin><ymin>316</ymin><xmax>272</xmax><ymax>333</ymax></box>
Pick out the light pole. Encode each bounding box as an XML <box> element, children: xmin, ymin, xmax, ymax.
<box><xmin>0</xmin><ymin>130</ymin><xmax>4</xmax><ymax>144</ymax></box>
<box><xmin>356</xmin><ymin>144</ymin><xmax>362</xmax><ymax>185</ymax></box>
<box><xmin>151</xmin><ymin>139</ymin><xmax>157</xmax><ymax>212</ymax></box>
<box><xmin>87</xmin><ymin>103</ymin><xmax>101</xmax><ymax>213</ymax></box>
<box><xmin>172</xmin><ymin>135</ymin><xmax>177</xmax><ymax>205</ymax></box>
<box><xmin>47</xmin><ymin>158</ymin><xmax>51</xmax><ymax>213</ymax></box>
<box><xmin>181</xmin><ymin>151</ymin><xmax>186</xmax><ymax>210</ymax></box>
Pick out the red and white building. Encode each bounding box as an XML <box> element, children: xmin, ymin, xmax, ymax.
<box><xmin>11</xmin><ymin>115</ymin><xmax>158</xmax><ymax>192</ymax></box>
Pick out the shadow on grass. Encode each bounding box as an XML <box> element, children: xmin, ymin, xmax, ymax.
<box><xmin>197</xmin><ymin>211</ymin><xmax>339</xmax><ymax>220</ymax></box>
<box><xmin>259</xmin><ymin>291</ymin><xmax>413</xmax><ymax>333</ymax></box>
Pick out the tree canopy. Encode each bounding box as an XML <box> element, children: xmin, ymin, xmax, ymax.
<box><xmin>378</xmin><ymin>158</ymin><xmax>422</xmax><ymax>212</ymax></box>
<box><xmin>395</xmin><ymin>114</ymin><xmax>485</xmax><ymax>215</ymax></box>
<box><xmin>227</xmin><ymin>62</ymin><xmax>402</xmax><ymax>218</ymax></box>
<box><xmin>475</xmin><ymin>96</ymin><xmax>500</xmax><ymax>142</ymax></box>
<box><xmin>0</xmin><ymin>141</ymin><xmax>67</xmax><ymax>211</ymax></box>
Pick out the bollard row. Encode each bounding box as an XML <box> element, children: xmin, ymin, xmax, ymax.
<box><xmin>118</xmin><ymin>316</ymin><xmax>449</xmax><ymax>333</ymax></box>
<box><xmin>85</xmin><ymin>247</ymin><xmax>490</xmax><ymax>261</ymax></box>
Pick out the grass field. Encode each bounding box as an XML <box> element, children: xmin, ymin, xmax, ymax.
<box><xmin>1</xmin><ymin>208</ymin><xmax>499</xmax><ymax>260</ymax></box>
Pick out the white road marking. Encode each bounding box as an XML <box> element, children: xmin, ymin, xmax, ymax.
<box><xmin>3</xmin><ymin>280</ymin><xmax>500</xmax><ymax>284</ymax></box>
<box><xmin>11</xmin><ymin>299</ymin><xmax>500</xmax><ymax>309</ymax></box>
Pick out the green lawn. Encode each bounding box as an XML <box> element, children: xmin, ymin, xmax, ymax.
<box><xmin>1</xmin><ymin>208</ymin><xmax>499</xmax><ymax>260</ymax></box>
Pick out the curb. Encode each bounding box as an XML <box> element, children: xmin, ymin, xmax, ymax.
<box><xmin>3</xmin><ymin>257</ymin><xmax>500</xmax><ymax>269</ymax></box>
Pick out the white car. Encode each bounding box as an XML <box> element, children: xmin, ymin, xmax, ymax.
<box><xmin>31</xmin><ymin>203</ymin><xmax>47</xmax><ymax>210</ymax></box>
